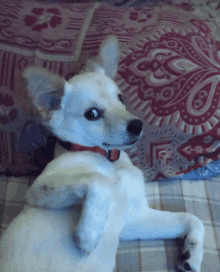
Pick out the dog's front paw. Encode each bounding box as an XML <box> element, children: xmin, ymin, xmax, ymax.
<box><xmin>176</xmin><ymin>216</ymin><xmax>205</xmax><ymax>272</ymax></box>
<box><xmin>73</xmin><ymin>228</ymin><xmax>102</xmax><ymax>255</ymax></box>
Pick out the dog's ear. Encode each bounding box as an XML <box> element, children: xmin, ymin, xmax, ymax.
<box><xmin>23</xmin><ymin>67</ymin><xmax>65</xmax><ymax>120</ymax></box>
<box><xmin>85</xmin><ymin>36</ymin><xmax>120</xmax><ymax>79</ymax></box>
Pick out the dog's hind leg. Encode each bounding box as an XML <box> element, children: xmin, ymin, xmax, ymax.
<box><xmin>120</xmin><ymin>209</ymin><xmax>205</xmax><ymax>272</ymax></box>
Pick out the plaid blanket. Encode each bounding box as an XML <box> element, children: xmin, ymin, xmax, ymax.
<box><xmin>1</xmin><ymin>174</ymin><xmax>220</xmax><ymax>271</ymax></box>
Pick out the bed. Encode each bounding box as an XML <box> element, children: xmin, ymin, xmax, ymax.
<box><xmin>0</xmin><ymin>0</ymin><xmax>220</xmax><ymax>271</ymax></box>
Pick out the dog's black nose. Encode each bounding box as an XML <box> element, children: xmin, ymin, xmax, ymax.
<box><xmin>127</xmin><ymin>119</ymin><xmax>143</xmax><ymax>137</ymax></box>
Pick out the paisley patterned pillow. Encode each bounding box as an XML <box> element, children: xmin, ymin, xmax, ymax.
<box><xmin>80</xmin><ymin>4</ymin><xmax>220</xmax><ymax>181</ymax></box>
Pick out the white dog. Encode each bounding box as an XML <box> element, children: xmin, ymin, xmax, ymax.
<box><xmin>0</xmin><ymin>37</ymin><xmax>204</xmax><ymax>272</ymax></box>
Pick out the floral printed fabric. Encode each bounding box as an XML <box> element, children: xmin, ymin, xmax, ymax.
<box><xmin>0</xmin><ymin>0</ymin><xmax>95</xmax><ymax>175</ymax></box>
<box><xmin>23</xmin><ymin>7</ymin><xmax>62</xmax><ymax>32</ymax></box>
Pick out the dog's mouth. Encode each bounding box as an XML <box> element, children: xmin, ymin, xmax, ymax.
<box><xmin>102</xmin><ymin>139</ymin><xmax>138</xmax><ymax>148</ymax></box>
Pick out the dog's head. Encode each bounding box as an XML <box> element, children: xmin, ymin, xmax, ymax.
<box><xmin>24</xmin><ymin>37</ymin><xmax>143</xmax><ymax>150</ymax></box>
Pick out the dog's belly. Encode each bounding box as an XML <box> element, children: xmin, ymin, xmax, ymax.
<box><xmin>0</xmin><ymin>205</ymin><xmax>119</xmax><ymax>272</ymax></box>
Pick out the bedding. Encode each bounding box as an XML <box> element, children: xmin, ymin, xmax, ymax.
<box><xmin>0</xmin><ymin>0</ymin><xmax>220</xmax><ymax>271</ymax></box>
<box><xmin>1</xmin><ymin>0</ymin><xmax>220</xmax><ymax>180</ymax></box>
<box><xmin>0</xmin><ymin>174</ymin><xmax>219</xmax><ymax>271</ymax></box>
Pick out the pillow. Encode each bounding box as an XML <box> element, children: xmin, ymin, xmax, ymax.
<box><xmin>0</xmin><ymin>0</ymin><xmax>219</xmax><ymax>180</ymax></box>
<box><xmin>78</xmin><ymin>4</ymin><xmax>220</xmax><ymax>181</ymax></box>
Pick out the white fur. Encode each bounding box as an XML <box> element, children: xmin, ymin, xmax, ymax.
<box><xmin>0</xmin><ymin>37</ymin><xmax>205</xmax><ymax>272</ymax></box>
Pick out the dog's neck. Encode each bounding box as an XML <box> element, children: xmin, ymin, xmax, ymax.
<box><xmin>70</xmin><ymin>143</ymin><xmax>120</xmax><ymax>162</ymax></box>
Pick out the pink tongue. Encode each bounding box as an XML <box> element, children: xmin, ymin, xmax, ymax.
<box><xmin>107</xmin><ymin>150</ymin><xmax>120</xmax><ymax>161</ymax></box>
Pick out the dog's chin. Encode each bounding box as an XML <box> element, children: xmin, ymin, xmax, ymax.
<box><xmin>102</xmin><ymin>139</ymin><xmax>138</xmax><ymax>150</ymax></box>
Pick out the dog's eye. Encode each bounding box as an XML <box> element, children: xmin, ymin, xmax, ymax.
<box><xmin>84</xmin><ymin>108</ymin><xmax>103</xmax><ymax>121</ymax></box>
<box><xmin>118</xmin><ymin>94</ymin><xmax>125</xmax><ymax>104</ymax></box>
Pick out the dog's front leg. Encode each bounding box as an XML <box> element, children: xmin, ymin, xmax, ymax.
<box><xmin>73</xmin><ymin>182</ymin><xmax>112</xmax><ymax>255</ymax></box>
<box><xmin>25</xmin><ymin>173</ymin><xmax>113</xmax><ymax>255</ymax></box>
<box><xmin>120</xmin><ymin>208</ymin><xmax>205</xmax><ymax>272</ymax></box>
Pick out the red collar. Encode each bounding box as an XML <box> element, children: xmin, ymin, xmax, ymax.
<box><xmin>70</xmin><ymin>144</ymin><xmax>120</xmax><ymax>162</ymax></box>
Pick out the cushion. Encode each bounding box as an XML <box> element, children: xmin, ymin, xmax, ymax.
<box><xmin>80</xmin><ymin>3</ymin><xmax>220</xmax><ymax>181</ymax></box>
<box><xmin>1</xmin><ymin>0</ymin><xmax>220</xmax><ymax>180</ymax></box>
